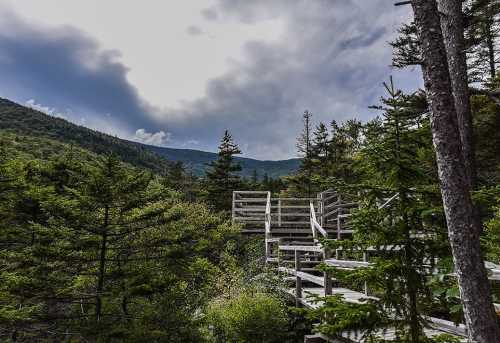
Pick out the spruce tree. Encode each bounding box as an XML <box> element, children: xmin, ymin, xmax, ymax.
<box><xmin>465</xmin><ymin>0</ymin><xmax>500</xmax><ymax>82</ymax></box>
<box><xmin>309</xmin><ymin>81</ymin><xmax>454</xmax><ymax>342</ymax></box>
<box><xmin>205</xmin><ymin>130</ymin><xmax>242</xmax><ymax>211</ymax></box>
<box><xmin>311</xmin><ymin>122</ymin><xmax>330</xmax><ymax>178</ymax></box>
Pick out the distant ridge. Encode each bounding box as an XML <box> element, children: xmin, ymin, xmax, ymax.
<box><xmin>0</xmin><ymin>97</ymin><xmax>300</xmax><ymax>178</ymax></box>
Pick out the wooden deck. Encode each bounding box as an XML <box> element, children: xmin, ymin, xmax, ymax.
<box><xmin>232</xmin><ymin>189</ymin><xmax>499</xmax><ymax>342</ymax></box>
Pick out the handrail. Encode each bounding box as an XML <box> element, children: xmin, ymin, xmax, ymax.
<box><xmin>310</xmin><ymin>201</ymin><xmax>328</xmax><ymax>239</ymax></box>
<box><xmin>265</xmin><ymin>191</ymin><xmax>271</xmax><ymax>235</ymax></box>
<box><xmin>378</xmin><ymin>193</ymin><xmax>399</xmax><ymax>209</ymax></box>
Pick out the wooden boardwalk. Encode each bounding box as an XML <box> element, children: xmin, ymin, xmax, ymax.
<box><xmin>231</xmin><ymin>189</ymin><xmax>500</xmax><ymax>342</ymax></box>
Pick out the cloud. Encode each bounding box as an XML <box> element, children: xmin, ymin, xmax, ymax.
<box><xmin>134</xmin><ymin>128</ymin><xmax>171</xmax><ymax>146</ymax></box>
<box><xmin>159</xmin><ymin>0</ymin><xmax>422</xmax><ymax>159</ymax></box>
<box><xmin>186</xmin><ymin>25</ymin><xmax>203</xmax><ymax>36</ymax></box>
<box><xmin>0</xmin><ymin>2</ymin><xmax>421</xmax><ymax>159</ymax></box>
<box><xmin>25</xmin><ymin>99</ymin><xmax>67</xmax><ymax>119</ymax></box>
<box><xmin>201</xmin><ymin>8</ymin><xmax>218</xmax><ymax>21</ymax></box>
<box><xmin>0</xmin><ymin>9</ymin><xmax>162</xmax><ymax>136</ymax></box>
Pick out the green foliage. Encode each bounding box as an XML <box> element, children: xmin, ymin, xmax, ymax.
<box><xmin>0</xmin><ymin>98</ymin><xmax>172</xmax><ymax>173</ymax></box>
<box><xmin>206</xmin><ymin>292</ymin><xmax>288</xmax><ymax>343</ymax></box>
<box><xmin>204</xmin><ymin>130</ymin><xmax>243</xmax><ymax>211</ymax></box>
<box><xmin>0</xmin><ymin>97</ymin><xmax>299</xmax><ymax>179</ymax></box>
<box><xmin>312</xmin><ymin>80</ymin><xmax>454</xmax><ymax>342</ymax></box>
<box><xmin>484</xmin><ymin>201</ymin><xmax>500</xmax><ymax>264</ymax></box>
<box><xmin>306</xmin><ymin>295</ymin><xmax>384</xmax><ymax>339</ymax></box>
<box><xmin>285</xmin><ymin>115</ymin><xmax>363</xmax><ymax>196</ymax></box>
<box><xmin>0</xmin><ymin>143</ymin><xmax>239</xmax><ymax>341</ymax></box>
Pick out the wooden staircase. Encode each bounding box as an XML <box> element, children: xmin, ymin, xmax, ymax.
<box><xmin>231</xmin><ymin>189</ymin><xmax>498</xmax><ymax>342</ymax></box>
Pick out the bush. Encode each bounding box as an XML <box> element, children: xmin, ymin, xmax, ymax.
<box><xmin>206</xmin><ymin>292</ymin><xmax>288</xmax><ymax>343</ymax></box>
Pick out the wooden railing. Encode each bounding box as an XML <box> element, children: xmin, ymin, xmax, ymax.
<box><xmin>232</xmin><ymin>191</ymin><xmax>321</xmax><ymax>231</ymax></box>
<box><xmin>310</xmin><ymin>200</ymin><xmax>328</xmax><ymax>241</ymax></box>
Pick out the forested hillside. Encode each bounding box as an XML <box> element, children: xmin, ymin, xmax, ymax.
<box><xmin>0</xmin><ymin>98</ymin><xmax>299</xmax><ymax>178</ymax></box>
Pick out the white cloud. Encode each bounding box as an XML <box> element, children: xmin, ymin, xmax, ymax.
<box><xmin>134</xmin><ymin>128</ymin><xmax>171</xmax><ymax>146</ymax></box>
<box><xmin>25</xmin><ymin>99</ymin><xmax>67</xmax><ymax>119</ymax></box>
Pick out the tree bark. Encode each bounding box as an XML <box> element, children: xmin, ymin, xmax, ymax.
<box><xmin>438</xmin><ymin>0</ymin><xmax>477</xmax><ymax>189</ymax></box>
<box><xmin>410</xmin><ymin>1</ymin><xmax>500</xmax><ymax>342</ymax></box>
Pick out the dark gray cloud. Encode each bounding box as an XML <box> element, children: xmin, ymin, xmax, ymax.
<box><xmin>0</xmin><ymin>2</ymin><xmax>422</xmax><ymax>159</ymax></box>
<box><xmin>162</xmin><ymin>0</ymin><xmax>422</xmax><ymax>158</ymax></box>
<box><xmin>0</xmin><ymin>12</ymin><xmax>162</xmax><ymax>137</ymax></box>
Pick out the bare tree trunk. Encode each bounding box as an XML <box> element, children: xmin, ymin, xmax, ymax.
<box><xmin>438</xmin><ymin>0</ymin><xmax>477</xmax><ymax>189</ymax></box>
<box><xmin>410</xmin><ymin>1</ymin><xmax>500</xmax><ymax>342</ymax></box>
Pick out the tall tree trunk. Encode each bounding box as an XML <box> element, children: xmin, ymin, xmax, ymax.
<box><xmin>438</xmin><ymin>0</ymin><xmax>477</xmax><ymax>189</ymax></box>
<box><xmin>410</xmin><ymin>1</ymin><xmax>500</xmax><ymax>342</ymax></box>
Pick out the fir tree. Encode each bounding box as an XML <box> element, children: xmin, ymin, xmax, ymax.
<box><xmin>311</xmin><ymin>122</ymin><xmax>330</xmax><ymax>178</ymax></box>
<box><xmin>205</xmin><ymin>130</ymin><xmax>242</xmax><ymax>211</ymax></box>
<box><xmin>465</xmin><ymin>0</ymin><xmax>500</xmax><ymax>82</ymax></box>
<box><xmin>312</xmin><ymin>81</ymin><xmax>451</xmax><ymax>342</ymax></box>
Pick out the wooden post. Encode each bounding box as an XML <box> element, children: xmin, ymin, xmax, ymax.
<box><xmin>265</xmin><ymin>239</ymin><xmax>269</xmax><ymax>263</ymax></box>
<box><xmin>337</xmin><ymin>194</ymin><xmax>342</xmax><ymax>240</ymax></box>
<box><xmin>278</xmin><ymin>199</ymin><xmax>282</xmax><ymax>227</ymax></box>
<box><xmin>295</xmin><ymin>249</ymin><xmax>302</xmax><ymax>306</ymax></box>
<box><xmin>319</xmin><ymin>192</ymin><xmax>324</xmax><ymax>227</ymax></box>
<box><xmin>232</xmin><ymin>191</ymin><xmax>236</xmax><ymax>224</ymax></box>
<box><xmin>323</xmin><ymin>247</ymin><xmax>332</xmax><ymax>296</ymax></box>
<box><xmin>363</xmin><ymin>252</ymin><xmax>368</xmax><ymax>296</ymax></box>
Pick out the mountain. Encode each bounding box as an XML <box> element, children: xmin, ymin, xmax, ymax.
<box><xmin>0</xmin><ymin>97</ymin><xmax>300</xmax><ymax>178</ymax></box>
<box><xmin>147</xmin><ymin>145</ymin><xmax>300</xmax><ymax>179</ymax></box>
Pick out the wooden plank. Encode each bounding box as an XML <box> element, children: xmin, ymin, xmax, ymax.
<box><xmin>313</xmin><ymin>220</ymin><xmax>328</xmax><ymax>238</ymax></box>
<box><xmin>279</xmin><ymin>245</ymin><xmax>323</xmax><ymax>252</ymax></box>
<box><xmin>271</xmin><ymin>197</ymin><xmax>320</xmax><ymax>201</ymax></box>
<box><xmin>287</xmin><ymin>287</ymin><xmax>377</xmax><ymax>308</ymax></box>
<box><xmin>325</xmin><ymin>259</ymin><xmax>371</xmax><ymax>269</ymax></box>
<box><xmin>272</xmin><ymin>213</ymin><xmax>312</xmax><ymax>217</ymax></box>
<box><xmin>233</xmin><ymin>217</ymin><xmax>264</xmax><ymax>221</ymax></box>
<box><xmin>425</xmin><ymin>316</ymin><xmax>467</xmax><ymax>337</ymax></box>
<box><xmin>233</xmin><ymin>191</ymin><xmax>268</xmax><ymax>194</ymax></box>
<box><xmin>234</xmin><ymin>207</ymin><xmax>266</xmax><ymax>211</ymax></box>
<box><xmin>233</xmin><ymin>199</ymin><xmax>268</xmax><ymax>203</ymax></box>
<box><xmin>279</xmin><ymin>267</ymin><xmax>325</xmax><ymax>287</ymax></box>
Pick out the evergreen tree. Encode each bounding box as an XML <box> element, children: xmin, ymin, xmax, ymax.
<box><xmin>465</xmin><ymin>0</ymin><xmax>500</xmax><ymax>82</ymax></box>
<box><xmin>311</xmin><ymin>122</ymin><xmax>330</xmax><ymax>178</ymax></box>
<box><xmin>205</xmin><ymin>130</ymin><xmax>242</xmax><ymax>211</ymax></box>
<box><xmin>0</xmin><ymin>151</ymin><xmax>238</xmax><ymax>341</ymax></box>
<box><xmin>296</xmin><ymin>110</ymin><xmax>314</xmax><ymax>196</ymax></box>
<box><xmin>310</xmin><ymin>81</ymin><xmax>452</xmax><ymax>342</ymax></box>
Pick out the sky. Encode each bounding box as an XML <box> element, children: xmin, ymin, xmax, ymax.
<box><xmin>0</xmin><ymin>0</ymin><xmax>422</xmax><ymax>160</ymax></box>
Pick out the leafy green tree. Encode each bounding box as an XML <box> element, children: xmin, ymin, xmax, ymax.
<box><xmin>205</xmin><ymin>130</ymin><xmax>242</xmax><ymax>211</ymax></box>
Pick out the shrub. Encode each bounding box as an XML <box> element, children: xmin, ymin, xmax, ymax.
<box><xmin>206</xmin><ymin>292</ymin><xmax>288</xmax><ymax>343</ymax></box>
